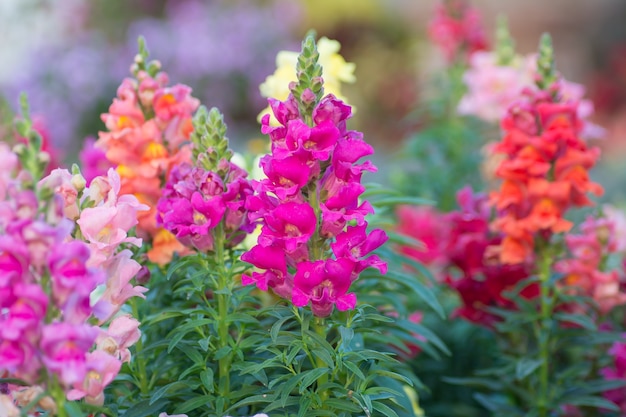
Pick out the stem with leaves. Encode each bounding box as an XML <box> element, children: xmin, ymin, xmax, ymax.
<box><xmin>215</xmin><ymin>222</ymin><xmax>232</xmax><ymax>405</ymax></box>
<box><xmin>536</xmin><ymin>243</ymin><xmax>554</xmax><ymax>417</ymax></box>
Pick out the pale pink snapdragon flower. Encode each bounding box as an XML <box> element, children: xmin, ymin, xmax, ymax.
<box><xmin>458</xmin><ymin>51</ymin><xmax>534</xmax><ymax>123</ymax></box>
<box><xmin>96</xmin><ymin>314</ymin><xmax>141</xmax><ymax>362</ymax></box>
<box><xmin>67</xmin><ymin>350</ymin><xmax>121</xmax><ymax>405</ymax></box>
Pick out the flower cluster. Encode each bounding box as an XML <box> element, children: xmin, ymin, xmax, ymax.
<box><xmin>489</xmin><ymin>86</ymin><xmax>604</xmax><ymax>264</ymax></box>
<box><xmin>95</xmin><ymin>56</ymin><xmax>200</xmax><ymax>264</ymax></box>
<box><xmin>0</xmin><ymin>138</ymin><xmax>145</xmax><ymax>410</ymax></box>
<box><xmin>395</xmin><ymin>187</ymin><xmax>536</xmax><ymax>327</ymax></box>
<box><xmin>427</xmin><ymin>0</ymin><xmax>488</xmax><ymax>63</ymax></box>
<box><xmin>157</xmin><ymin>159</ymin><xmax>254</xmax><ymax>252</ymax></box>
<box><xmin>555</xmin><ymin>211</ymin><xmax>626</xmax><ymax>314</ymax></box>
<box><xmin>242</xmin><ymin>90</ymin><xmax>387</xmax><ymax>316</ymax></box>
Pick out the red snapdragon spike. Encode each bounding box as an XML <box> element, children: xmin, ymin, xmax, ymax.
<box><xmin>489</xmin><ymin>86</ymin><xmax>603</xmax><ymax>264</ymax></box>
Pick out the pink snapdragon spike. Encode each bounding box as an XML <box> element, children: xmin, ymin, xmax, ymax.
<box><xmin>242</xmin><ymin>36</ymin><xmax>387</xmax><ymax>317</ymax></box>
<box><xmin>1</xmin><ymin>104</ymin><xmax>147</xmax><ymax>412</ymax></box>
<box><xmin>555</xmin><ymin>213</ymin><xmax>626</xmax><ymax>314</ymax></box>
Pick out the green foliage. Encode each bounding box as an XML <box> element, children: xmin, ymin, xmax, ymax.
<box><xmin>12</xmin><ymin>93</ymin><xmax>48</xmax><ymax>186</ymax></box>
<box><xmin>392</xmin><ymin>63</ymin><xmax>492</xmax><ymax>211</ymax></box>
<box><xmin>442</xmin><ymin>273</ymin><xmax>624</xmax><ymax>417</ymax></box>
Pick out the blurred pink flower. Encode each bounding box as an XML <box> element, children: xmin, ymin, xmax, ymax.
<box><xmin>40</xmin><ymin>323</ymin><xmax>99</xmax><ymax>386</ymax></box>
<box><xmin>67</xmin><ymin>350</ymin><xmax>121</xmax><ymax>405</ymax></box>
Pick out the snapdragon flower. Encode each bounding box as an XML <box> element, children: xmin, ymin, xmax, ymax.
<box><xmin>242</xmin><ymin>35</ymin><xmax>387</xmax><ymax>317</ymax></box>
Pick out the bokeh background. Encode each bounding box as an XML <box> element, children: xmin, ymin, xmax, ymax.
<box><xmin>1</xmin><ymin>0</ymin><xmax>625</xmax><ymax>151</ymax></box>
<box><xmin>3</xmin><ymin>0</ymin><xmax>625</xmax><ymax>154</ymax></box>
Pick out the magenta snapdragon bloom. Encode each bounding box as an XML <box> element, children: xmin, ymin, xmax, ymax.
<box><xmin>79</xmin><ymin>138</ymin><xmax>112</xmax><ymax>186</ymax></box>
<box><xmin>243</xmin><ymin>94</ymin><xmax>388</xmax><ymax>317</ymax></box>
<box><xmin>157</xmin><ymin>160</ymin><xmax>254</xmax><ymax>252</ymax></box>
<box><xmin>601</xmin><ymin>336</ymin><xmax>626</xmax><ymax>413</ymax></box>
<box><xmin>41</xmin><ymin>323</ymin><xmax>99</xmax><ymax>385</ymax></box>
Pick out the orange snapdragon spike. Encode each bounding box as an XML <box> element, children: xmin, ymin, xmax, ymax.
<box><xmin>96</xmin><ymin>72</ymin><xmax>199</xmax><ymax>265</ymax></box>
<box><xmin>489</xmin><ymin>90</ymin><xmax>603</xmax><ymax>264</ymax></box>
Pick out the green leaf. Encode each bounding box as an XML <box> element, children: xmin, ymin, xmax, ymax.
<box><xmin>563</xmin><ymin>395</ymin><xmax>620</xmax><ymax>411</ymax></box>
<box><xmin>300</xmin><ymin>368</ymin><xmax>330</xmax><ymax>392</ymax></box>
<box><xmin>65</xmin><ymin>402</ymin><xmax>84</xmax><ymax>417</ymax></box>
<box><xmin>173</xmin><ymin>395</ymin><xmax>212</xmax><ymax>414</ymax></box>
<box><xmin>372</xmin><ymin>401</ymin><xmax>400</xmax><ymax>417</ymax></box>
<box><xmin>339</xmin><ymin>326</ymin><xmax>354</xmax><ymax>353</ymax></box>
<box><xmin>312</xmin><ymin>348</ymin><xmax>334</xmax><ymax>368</ymax></box>
<box><xmin>553</xmin><ymin>312</ymin><xmax>597</xmax><ymax>330</ymax></box>
<box><xmin>383</xmin><ymin>270</ymin><xmax>445</xmax><ymax>319</ymax></box>
<box><xmin>515</xmin><ymin>358</ymin><xmax>543</xmax><ymax>381</ymax></box>
<box><xmin>229</xmin><ymin>394</ymin><xmax>274</xmax><ymax>410</ymax></box>
<box><xmin>122</xmin><ymin>399</ymin><xmax>169</xmax><ymax>417</ymax></box>
<box><xmin>214</xmin><ymin>346</ymin><xmax>232</xmax><ymax>360</ymax></box>
<box><xmin>442</xmin><ymin>376</ymin><xmax>502</xmax><ymax>390</ymax></box>
<box><xmin>177</xmin><ymin>345</ymin><xmax>204</xmax><ymax>364</ymax></box>
<box><xmin>324</xmin><ymin>398</ymin><xmax>363</xmax><ymax>413</ymax></box>
<box><xmin>343</xmin><ymin>360</ymin><xmax>366</xmax><ymax>381</ymax></box>
<box><xmin>200</xmin><ymin>369</ymin><xmax>214</xmax><ymax>392</ymax></box>
<box><xmin>149</xmin><ymin>381</ymin><xmax>190</xmax><ymax>405</ymax></box>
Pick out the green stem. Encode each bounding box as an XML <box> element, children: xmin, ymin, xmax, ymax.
<box><xmin>49</xmin><ymin>377</ymin><xmax>68</xmax><ymax>417</ymax></box>
<box><xmin>537</xmin><ymin>248</ymin><xmax>553</xmax><ymax>417</ymax></box>
<box><xmin>131</xmin><ymin>297</ymin><xmax>149</xmax><ymax>395</ymax></box>
<box><xmin>215</xmin><ymin>223</ymin><xmax>231</xmax><ymax>405</ymax></box>
<box><xmin>313</xmin><ymin>318</ymin><xmax>329</xmax><ymax>404</ymax></box>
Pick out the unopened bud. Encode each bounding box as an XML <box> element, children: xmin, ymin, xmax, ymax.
<box><xmin>135</xmin><ymin>265</ymin><xmax>151</xmax><ymax>285</ymax></box>
<box><xmin>301</xmin><ymin>88</ymin><xmax>316</xmax><ymax>104</ymax></box>
<box><xmin>71</xmin><ymin>173</ymin><xmax>87</xmax><ymax>192</ymax></box>
<box><xmin>37</xmin><ymin>151</ymin><xmax>50</xmax><ymax>165</ymax></box>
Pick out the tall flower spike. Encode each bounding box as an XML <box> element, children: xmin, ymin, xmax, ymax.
<box><xmin>290</xmin><ymin>31</ymin><xmax>325</xmax><ymax>123</ymax></box>
<box><xmin>243</xmin><ymin>33</ymin><xmax>387</xmax><ymax>317</ymax></box>
<box><xmin>190</xmin><ymin>106</ymin><xmax>233</xmax><ymax>176</ymax></box>
<box><xmin>536</xmin><ymin>33</ymin><xmax>557</xmax><ymax>91</ymax></box>
<box><xmin>495</xmin><ymin>16</ymin><xmax>516</xmax><ymax>66</ymax></box>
